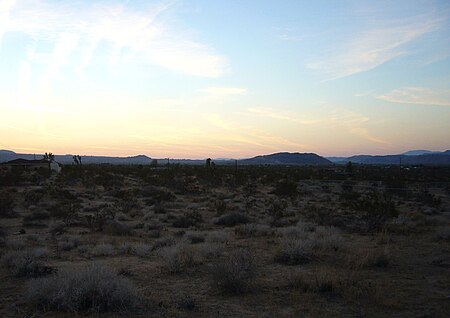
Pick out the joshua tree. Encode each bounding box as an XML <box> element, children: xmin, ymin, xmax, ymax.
<box><xmin>43</xmin><ymin>152</ymin><xmax>55</xmax><ymax>162</ymax></box>
<box><xmin>73</xmin><ymin>155</ymin><xmax>82</xmax><ymax>166</ymax></box>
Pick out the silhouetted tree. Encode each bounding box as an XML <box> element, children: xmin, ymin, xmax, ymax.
<box><xmin>73</xmin><ymin>155</ymin><xmax>82</xmax><ymax>166</ymax></box>
<box><xmin>43</xmin><ymin>152</ymin><xmax>55</xmax><ymax>162</ymax></box>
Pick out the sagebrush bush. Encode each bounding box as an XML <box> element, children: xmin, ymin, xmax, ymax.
<box><xmin>186</xmin><ymin>231</ymin><xmax>205</xmax><ymax>244</ymax></box>
<box><xmin>23</xmin><ymin>210</ymin><xmax>50</xmax><ymax>226</ymax></box>
<box><xmin>235</xmin><ymin>223</ymin><xmax>271</xmax><ymax>237</ymax></box>
<box><xmin>214</xmin><ymin>212</ymin><xmax>249</xmax><ymax>227</ymax></box>
<box><xmin>49</xmin><ymin>221</ymin><xmax>66</xmax><ymax>236</ymax></box>
<box><xmin>131</xmin><ymin>243</ymin><xmax>151</xmax><ymax>257</ymax></box>
<box><xmin>1</xmin><ymin>248</ymin><xmax>53</xmax><ymax>278</ymax></box>
<box><xmin>159</xmin><ymin>244</ymin><xmax>197</xmax><ymax>274</ymax></box>
<box><xmin>211</xmin><ymin>248</ymin><xmax>256</xmax><ymax>294</ymax></box>
<box><xmin>59</xmin><ymin>235</ymin><xmax>80</xmax><ymax>251</ymax></box>
<box><xmin>25</xmin><ymin>263</ymin><xmax>142</xmax><ymax>314</ymax></box>
<box><xmin>0</xmin><ymin>194</ymin><xmax>16</xmax><ymax>218</ymax></box>
<box><xmin>152</xmin><ymin>236</ymin><xmax>176</xmax><ymax>251</ymax></box>
<box><xmin>103</xmin><ymin>219</ymin><xmax>132</xmax><ymax>236</ymax></box>
<box><xmin>91</xmin><ymin>243</ymin><xmax>115</xmax><ymax>256</ymax></box>
<box><xmin>275</xmin><ymin>238</ymin><xmax>314</xmax><ymax>265</ymax></box>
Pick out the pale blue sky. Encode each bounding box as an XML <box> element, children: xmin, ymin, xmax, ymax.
<box><xmin>0</xmin><ymin>0</ymin><xmax>449</xmax><ymax>158</ymax></box>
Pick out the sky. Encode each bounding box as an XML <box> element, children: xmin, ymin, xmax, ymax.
<box><xmin>0</xmin><ymin>0</ymin><xmax>449</xmax><ymax>159</ymax></box>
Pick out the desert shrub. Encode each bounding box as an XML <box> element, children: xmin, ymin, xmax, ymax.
<box><xmin>59</xmin><ymin>235</ymin><xmax>80</xmax><ymax>251</ymax></box>
<box><xmin>25</xmin><ymin>263</ymin><xmax>142</xmax><ymax>314</ymax></box>
<box><xmin>275</xmin><ymin>238</ymin><xmax>314</xmax><ymax>265</ymax></box>
<box><xmin>131</xmin><ymin>243</ymin><xmax>151</xmax><ymax>257</ymax></box>
<box><xmin>152</xmin><ymin>237</ymin><xmax>176</xmax><ymax>251</ymax></box>
<box><xmin>0</xmin><ymin>225</ymin><xmax>7</xmax><ymax>246</ymax></box>
<box><xmin>207</xmin><ymin>230</ymin><xmax>230</xmax><ymax>243</ymax></box>
<box><xmin>23</xmin><ymin>210</ymin><xmax>50</xmax><ymax>226</ymax></box>
<box><xmin>350</xmin><ymin>248</ymin><xmax>389</xmax><ymax>269</ymax></box>
<box><xmin>214</xmin><ymin>212</ymin><xmax>249</xmax><ymax>227</ymax></box>
<box><xmin>414</xmin><ymin>189</ymin><xmax>441</xmax><ymax>207</ymax></box>
<box><xmin>199</xmin><ymin>242</ymin><xmax>224</xmax><ymax>259</ymax></box>
<box><xmin>175</xmin><ymin>293</ymin><xmax>198</xmax><ymax>311</ymax></box>
<box><xmin>85</xmin><ymin>209</ymin><xmax>115</xmax><ymax>232</ymax></box>
<box><xmin>235</xmin><ymin>223</ymin><xmax>271</xmax><ymax>237</ymax></box>
<box><xmin>186</xmin><ymin>232</ymin><xmax>205</xmax><ymax>244</ymax></box>
<box><xmin>211</xmin><ymin>248</ymin><xmax>256</xmax><ymax>294</ymax></box>
<box><xmin>91</xmin><ymin>243</ymin><xmax>115</xmax><ymax>256</ymax></box>
<box><xmin>115</xmin><ymin>212</ymin><xmax>129</xmax><ymax>221</ymax></box>
<box><xmin>272</xmin><ymin>179</ymin><xmax>298</xmax><ymax>197</ymax></box>
<box><xmin>159</xmin><ymin>244</ymin><xmax>197</xmax><ymax>274</ymax></box>
<box><xmin>1</xmin><ymin>249</ymin><xmax>53</xmax><ymax>278</ymax></box>
<box><xmin>352</xmin><ymin>192</ymin><xmax>398</xmax><ymax>232</ymax></box>
<box><xmin>312</xmin><ymin>226</ymin><xmax>345</xmax><ymax>251</ymax></box>
<box><xmin>0</xmin><ymin>194</ymin><xmax>17</xmax><ymax>218</ymax></box>
<box><xmin>435</xmin><ymin>226</ymin><xmax>450</xmax><ymax>242</ymax></box>
<box><xmin>103</xmin><ymin>220</ymin><xmax>132</xmax><ymax>236</ymax></box>
<box><xmin>267</xmin><ymin>199</ymin><xmax>288</xmax><ymax>225</ymax></box>
<box><xmin>172</xmin><ymin>211</ymin><xmax>202</xmax><ymax>228</ymax></box>
<box><xmin>48</xmin><ymin>202</ymin><xmax>80</xmax><ymax>224</ymax></box>
<box><xmin>153</xmin><ymin>202</ymin><xmax>167</xmax><ymax>214</ymax></box>
<box><xmin>49</xmin><ymin>221</ymin><xmax>66</xmax><ymax>236</ymax></box>
<box><xmin>214</xmin><ymin>199</ymin><xmax>227</xmax><ymax>216</ymax></box>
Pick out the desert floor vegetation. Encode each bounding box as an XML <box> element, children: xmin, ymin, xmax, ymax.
<box><xmin>0</xmin><ymin>164</ymin><xmax>449</xmax><ymax>317</ymax></box>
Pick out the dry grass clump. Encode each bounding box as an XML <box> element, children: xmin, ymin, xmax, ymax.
<box><xmin>152</xmin><ymin>236</ymin><xmax>176</xmax><ymax>251</ymax></box>
<box><xmin>211</xmin><ymin>248</ymin><xmax>256</xmax><ymax>294</ymax></box>
<box><xmin>130</xmin><ymin>243</ymin><xmax>152</xmax><ymax>257</ymax></box>
<box><xmin>207</xmin><ymin>230</ymin><xmax>230</xmax><ymax>243</ymax></box>
<box><xmin>158</xmin><ymin>244</ymin><xmax>197</xmax><ymax>274</ymax></box>
<box><xmin>235</xmin><ymin>223</ymin><xmax>271</xmax><ymax>237</ymax></box>
<box><xmin>59</xmin><ymin>235</ymin><xmax>80</xmax><ymax>251</ymax></box>
<box><xmin>1</xmin><ymin>248</ymin><xmax>53</xmax><ymax>277</ymax></box>
<box><xmin>348</xmin><ymin>248</ymin><xmax>390</xmax><ymax>269</ymax></box>
<box><xmin>275</xmin><ymin>237</ymin><xmax>315</xmax><ymax>265</ymax></box>
<box><xmin>275</xmin><ymin>224</ymin><xmax>344</xmax><ymax>265</ymax></box>
<box><xmin>185</xmin><ymin>231</ymin><xmax>205</xmax><ymax>244</ymax></box>
<box><xmin>285</xmin><ymin>267</ymin><xmax>372</xmax><ymax>300</ymax></box>
<box><xmin>25</xmin><ymin>263</ymin><xmax>143</xmax><ymax>314</ymax></box>
<box><xmin>91</xmin><ymin>243</ymin><xmax>115</xmax><ymax>256</ymax></box>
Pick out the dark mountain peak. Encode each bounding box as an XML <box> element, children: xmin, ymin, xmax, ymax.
<box><xmin>402</xmin><ymin>150</ymin><xmax>433</xmax><ymax>156</ymax></box>
<box><xmin>241</xmin><ymin>152</ymin><xmax>331</xmax><ymax>165</ymax></box>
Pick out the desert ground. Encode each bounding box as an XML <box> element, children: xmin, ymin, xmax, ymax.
<box><xmin>0</xmin><ymin>164</ymin><xmax>449</xmax><ymax>317</ymax></box>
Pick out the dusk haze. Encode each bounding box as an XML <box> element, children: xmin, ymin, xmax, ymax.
<box><xmin>1</xmin><ymin>0</ymin><xmax>449</xmax><ymax>158</ymax></box>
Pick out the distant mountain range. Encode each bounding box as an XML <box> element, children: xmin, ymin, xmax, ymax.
<box><xmin>238</xmin><ymin>152</ymin><xmax>331</xmax><ymax>165</ymax></box>
<box><xmin>1</xmin><ymin>149</ymin><xmax>449</xmax><ymax>166</ymax></box>
<box><xmin>0</xmin><ymin>150</ymin><xmax>152</xmax><ymax>165</ymax></box>
<box><xmin>327</xmin><ymin>150</ymin><xmax>450</xmax><ymax>165</ymax></box>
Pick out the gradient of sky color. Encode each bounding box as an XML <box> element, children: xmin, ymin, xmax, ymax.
<box><xmin>0</xmin><ymin>0</ymin><xmax>449</xmax><ymax>158</ymax></box>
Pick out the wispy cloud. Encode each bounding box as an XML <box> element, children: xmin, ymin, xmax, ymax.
<box><xmin>199</xmin><ymin>87</ymin><xmax>247</xmax><ymax>96</ymax></box>
<box><xmin>245</xmin><ymin>106</ymin><xmax>388</xmax><ymax>145</ymax></box>
<box><xmin>246</xmin><ymin>107</ymin><xmax>319</xmax><ymax>125</ymax></box>
<box><xmin>378</xmin><ymin>87</ymin><xmax>450</xmax><ymax>107</ymax></box>
<box><xmin>2</xmin><ymin>0</ymin><xmax>227</xmax><ymax>81</ymax></box>
<box><xmin>308</xmin><ymin>15</ymin><xmax>442</xmax><ymax>80</ymax></box>
<box><xmin>0</xmin><ymin>0</ymin><xmax>16</xmax><ymax>48</ymax></box>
